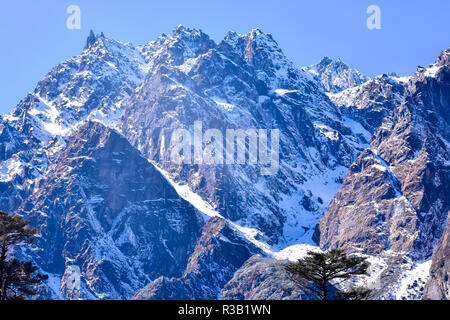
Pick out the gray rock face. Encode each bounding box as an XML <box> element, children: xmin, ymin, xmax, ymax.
<box><xmin>119</xmin><ymin>27</ymin><xmax>369</xmax><ymax>245</ymax></box>
<box><xmin>306</xmin><ymin>57</ymin><xmax>369</xmax><ymax>93</ymax></box>
<box><xmin>132</xmin><ymin>217</ymin><xmax>257</xmax><ymax>300</ymax></box>
<box><xmin>424</xmin><ymin>213</ymin><xmax>450</xmax><ymax>300</ymax></box>
<box><xmin>328</xmin><ymin>74</ymin><xmax>407</xmax><ymax>133</ymax></box>
<box><xmin>318</xmin><ymin>49</ymin><xmax>450</xmax><ymax>261</ymax></box>
<box><xmin>16</xmin><ymin>121</ymin><xmax>204</xmax><ymax>299</ymax></box>
<box><xmin>220</xmin><ymin>255</ymin><xmax>305</xmax><ymax>300</ymax></box>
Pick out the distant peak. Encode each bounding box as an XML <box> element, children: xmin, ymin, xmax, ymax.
<box><xmin>249</xmin><ymin>28</ymin><xmax>264</xmax><ymax>35</ymax></box>
<box><xmin>85</xmin><ymin>30</ymin><xmax>95</xmax><ymax>48</ymax></box>
<box><xmin>225</xmin><ymin>30</ymin><xmax>238</xmax><ymax>39</ymax></box>
<box><xmin>246</xmin><ymin>28</ymin><xmax>274</xmax><ymax>41</ymax></box>
<box><xmin>309</xmin><ymin>56</ymin><xmax>369</xmax><ymax>93</ymax></box>
<box><xmin>173</xmin><ymin>24</ymin><xmax>186</xmax><ymax>32</ymax></box>
<box><xmin>436</xmin><ymin>48</ymin><xmax>450</xmax><ymax>67</ymax></box>
<box><xmin>318</xmin><ymin>56</ymin><xmax>333</xmax><ymax>66</ymax></box>
<box><xmin>317</xmin><ymin>56</ymin><xmax>348</xmax><ymax>69</ymax></box>
<box><xmin>172</xmin><ymin>24</ymin><xmax>202</xmax><ymax>36</ymax></box>
<box><xmin>84</xmin><ymin>30</ymin><xmax>105</xmax><ymax>50</ymax></box>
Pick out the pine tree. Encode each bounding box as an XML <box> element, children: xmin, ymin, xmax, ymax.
<box><xmin>285</xmin><ymin>249</ymin><xmax>370</xmax><ymax>300</ymax></box>
<box><xmin>0</xmin><ymin>212</ymin><xmax>48</xmax><ymax>300</ymax></box>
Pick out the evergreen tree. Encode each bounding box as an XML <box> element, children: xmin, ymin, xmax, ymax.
<box><xmin>0</xmin><ymin>212</ymin><xmax>48</xmax><ymax>300</ymax></box>
<box><xmin>285</xmin><ymin>249</ymin><xmax>370</xmax><ymax>300</ymax></box>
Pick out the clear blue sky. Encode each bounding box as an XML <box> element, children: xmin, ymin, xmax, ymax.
<box><xmin>1</xmin><ymin>0</ymin><xmax>449</xmax><ymax>114</ymax></box>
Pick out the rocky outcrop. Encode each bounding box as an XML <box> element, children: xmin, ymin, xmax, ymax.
<box><xmin>132</xmin><ymin>217</ymin><xmax>258</xmax><ymax>300</ymax></box>
<box><xmin>15</xmin><ymin>121</ymin><xmax>204</xmax><ymax>299</ymax></box>
<box><xmin>220</xmin><ymin>255</ymin><xmax>305</xmax><ymax>300</ymax></box>
<box><xmin>423</xmin><ymin>213</ymin><xmax>450</xmax><ymax>300</ymax></box>
<box><xmin>306</xmin><ymin>57</ymin><xmax>368</xmax><ymax>93</ymax></box>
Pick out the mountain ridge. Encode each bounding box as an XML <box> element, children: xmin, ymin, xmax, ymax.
<box><xmin>1</xmin><ymin>26</ymin><xmax>448</xmax><ymax>300</ymax></box>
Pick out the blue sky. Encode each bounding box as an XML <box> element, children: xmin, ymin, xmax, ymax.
<box><xmin>0</xmin><ymin>0</ymin><xmax>449</xmax><ymax>114</ymax></box>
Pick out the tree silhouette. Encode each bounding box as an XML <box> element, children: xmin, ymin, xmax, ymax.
<box><xmin>0</xmin><ymin>212</ymin><xmax>48</xmax><ymax>300</ymax></box>
<box><xmin>285</xmin><ymin>249</ymin><xmax>370</xmax><ymax>300</ymax></box>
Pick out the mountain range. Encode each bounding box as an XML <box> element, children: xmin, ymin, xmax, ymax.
<box><xmin>1</xmin><ymin>26</ymin><xmax>448</xmax><ymax>300</ymax></box>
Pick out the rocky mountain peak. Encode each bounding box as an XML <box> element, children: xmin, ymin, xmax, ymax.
<box><xmin>221</xmin><ymin>28</ymin><xmax>285</xmax><ymax>68</ymax></box>
<box><xmin>2</xmin><ymin>25</ymin><xmax>449</xmax><ymax>300</ymax></box>
<box><xmin>172</xmin><ymin>24</ymin><xmax>203</xmax><ymax>37</ymax></box>
<box><xmin>84</xmin><ymin>30</ymin><xmax>106</xmax><ymax>50</ymax></box>
<box><xmin>243</xmin><ymin>29</ymin><xmax>285</xmax><ymax>68</ymax></box>
<box><xmin>308</xmin><ymin>56</ymin><xmax>369</xmax><ymax>93</ymax></box>
<box><xmin>138</xmin><ymin>25</ymin><xmax>216</xmax><ymax>68</ymax></box>
<box><xmin>436</xmin><ymin>48</ymin><xmax>450</xmax><ymax>67</ymax></box>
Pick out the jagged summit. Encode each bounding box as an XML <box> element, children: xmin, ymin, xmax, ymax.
<box><xmin>84</xmin><ymin>30</ymin><xmax>106</xmax><ymax>50</ymax></box>
<box><xmin>316</xmin><ymin>56</ymin><xmax>333</xmax><ymax>66</ymax></box>
<box><xmin>307</xmin><ymin>56</ymin><xmax>369</xmax><ymax>93</ymax></box>
<box><xmin>172</xmin><ymin>24</ymin><xmax>204</xmax><ymax>36</ymax></box>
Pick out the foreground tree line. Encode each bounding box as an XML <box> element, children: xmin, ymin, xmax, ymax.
<box><xmin>0</xmin><ymin>212</ymin><xmax>47</xmax><ymax>300</ymax></box>
<box><xmin>285</xmin><ymin>249</ymin><xmax>371</xmax><ymax>300</ymax></box>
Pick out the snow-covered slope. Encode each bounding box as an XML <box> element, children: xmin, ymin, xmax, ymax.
<box><xmin>305</xmin><ymin>57</ymin><xmax>369</xmax><ymax>93</ymax></box>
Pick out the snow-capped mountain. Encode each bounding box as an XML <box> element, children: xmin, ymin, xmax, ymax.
<box><xmin>306</xmin><ymin>57</ymin><xmax>369</xmax><ymax>94</ymax></box>
<box><xmin>15</xmin><ymin>121</ymin><xmax>204</xmax><ymax>299</ymax></box>
<box><xmin>119</xmin><ymin>26</ymin><xmax>370</xmax><ymax>248</ymax></box>
<box><xmin>0</xmin><ymin>31</ymin><xmax>148</xmax><ymax>217</ymax></box>
<box><xmin>1</xmin><ymin>26</ymin><xmax>448</xmax><ymax>300</ymax></box>
<box><xmin>317</xmin><ymin>49</ymin><xmax>450</xmax><ymax>299</ymax></box>
<box><xmin>327</xmin><ymin>74</ymin><xmax>407</xmax><ymax>133</ymax></box>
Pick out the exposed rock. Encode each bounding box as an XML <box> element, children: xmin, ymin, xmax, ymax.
<box><xmin>423</xmin><ymin>212</ymin><xmax>450</xmax><ymax>299</ymax></box>
<box><xmin>120</xmin><ymin>27</ymin><xmax>369</xmax><ymax>246</ymax></box>
<box><xmin>15</xmin><ymin>121</ymin><xmax>204</xmax><ymax>299</ymax></box>
<box><xmin>328</xmin><ymin>74</ymin><xmax>406</xmax><ymax>133</ymax></box>
<box><xmin>132</xmin><ymin>217</ymin><xmax>258</xmax><ymax>300</ymax></box>
<box><xmin>306</xmin><ymin>57</ymin><xmax>369</xmax><ymax>93</ymax></box>
<box><xmin>1</xmin><ymin>25</ymin><xmax>448</xmax><ymax>300</ymax></box>
<box><xmin>221</xmin><ymin>255</ymin><xmax>305</xmax><ymax>300</ymax></box>
<box><xmin>318</xmin><ymin>49</ymin><xmax>450</xmax><ymax>261</ymax></box>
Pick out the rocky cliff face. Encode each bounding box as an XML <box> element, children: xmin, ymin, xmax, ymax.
<box><xmin>318</xmin><ymin>49</ymin><xmax>450</xmax><ymax>272</ymax></box>
<box><xmin>424</xmin><ymin>213</ymin><xmax>450</xmax><ymax>300</ymax></box>
<box><xmin>132</xmin><ymin>217</ymin><xmax>258</xmax><ymax>300</ymax></box>
<box><xmin>119</xmin><ymin>27</ymin><xmax>370</xmax><ymax>247</ymax></box>
<box><xmin>0</xmin><ymin>32</ymin><xmax>148</xmax><ymax>216</ymax></box>
<box><xmin>327</xmin><ymin>74</ymin><xmax>407</xmax><ymax>133</ymax></box>
<box><xmin>306</xmin><ymin>57</ymin><xmax>369</xmax><ymax>93</ymax></box>
<box><xmin>15</xmin><ymin>121</ymin><xmax>203</xmax><ymax>299</ymax></box>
